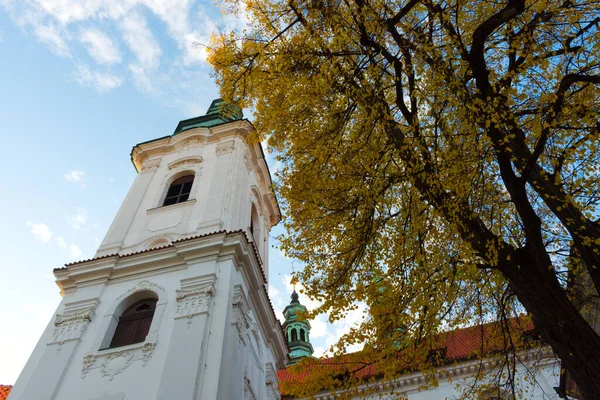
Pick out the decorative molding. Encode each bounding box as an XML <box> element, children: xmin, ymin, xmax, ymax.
<box><xmin>265</xmin><ymin>363</ymin><xmax>278</xmax><ymax>386</ymax></box>
<box><xmin>141</xmin><ymin>159</ymin><xmax>161</xmax><ymax>172</ymax></box>
<box><xmin>175</xmin><ymin>291</ymin><xmax>212</xmax><ymax>321</ymax></box>
<box><xmin>50</xmin><ymin>306</ymin><xmax>96</xmax><ymax>345</ymax></box>
<box><xmin>265</xmin><ymin>364</ymin><xmax>281</xmax><ymax>400</ymax></box>
<box><xmin>146</xmin><ymin>199</ymin><xmax>196</xmax><ymax>215</ymax></box>
<box><xmin>216</xmin><ymin>140</ymin><xmax>235</xmax><ymax>155</ymax></box>
<box><xmin>141</xmin><ymin>342</ymin><xmax>156</xmax><ymax>366</ymax></box>
<box><xmin>131</xmin><ymin>147</ymin><xmax>148</xmax><ymax>171</ymax></box>
<box><xmin>101</xmin><ymin>350</ymin><xmax>134</xmax><ymax>381</ymax></box>
<box><xmin>248</xmin><ymin>322</ymin><xmax>264</xmax><ymax>370</ymax></box>
<box><xmin>167</xmin><ymin>156</ymin><xmax>203</xmax><ymax>170</ymax></box>
<box><xmin>244</xmin><ymin>153</ymin><xmax>253</xmax><ymax>172</ymax></box>
<box><xmin>141</xmin><ymin>234</ymin><xmax>173</xmax><ymax>250</ymax></box>
<box><xmin>111</xmin><ymin>280</ymin><xmax>166</xmax><ymax>313</ymax></box>
<box><xmin>251</xmin><ymin>186</ymin><xmax>265</xmax><ymax>216</ymax></box>
<box><xmin>182</xmin><ymin>136</ymin><xmax>205</xmax><ymax>150</ymax></box>
<box><xmin>232</xmin><ymin>286</ymin><xmax>251</xmax><ymax>345</ymax></box>
<box><xmin>244</xmin><ymin>377</ymin><xmax>257</xmax><ymax>400</ymax></box>
<box><xmin>175</xmin><ymin>274</ymin><xmax>216</xmax><ymax>325</ymax></box>
<box><xmin>81</xmin><ymin>342</ymin><xmax>157</xmax><ymax>380</ymax></box>
<box><xmin>266</xmin><ymin>384</ymin><xmax>281</xmax><ymax>400</ymax></box>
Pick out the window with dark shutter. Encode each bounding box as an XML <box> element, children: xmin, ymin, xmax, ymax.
<box><xmin>163</xmin><ymin>175</ymin><xmax>194</xmax><ymax>206</ymax></box>
<box><xmin>109</xmin><ymin>299</ymin><xmax>157</xmax><ymax>348</ymax></box>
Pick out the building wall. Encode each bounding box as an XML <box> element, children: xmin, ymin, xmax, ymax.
<box><xmin>298</xmin><ymin>354</ymin><xmax>560</xmax><ymax>400</ymax></box>
<box><xmin>9</xmin><ymin>120</ymin><xmax>286</xmax><ymax>400</ymax></box>
<box><xmin>96</xmin><ymin>122</ymin><xmax>277</xmax><ymax>277</ymax></box>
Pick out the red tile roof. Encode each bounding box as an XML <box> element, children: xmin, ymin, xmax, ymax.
<box><xmin>0</xmin><ymin>385</ymin><xmax>12</xmax><ymax>400</ymax></box>
<box><xmin>277</xmin><ymin>317</ymin><xmax>535</xmax><ymax>396</ymax></box>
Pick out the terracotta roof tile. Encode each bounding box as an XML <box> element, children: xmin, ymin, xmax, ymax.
<box><xmin>0</xmin><ymin>385</ymin><xmax>12</xmax><ymax>400</ymax></box>
<box><xmin>277</xmin><ymin>317</ymin><xmax>535</xmax><ymax>394</ymax></box>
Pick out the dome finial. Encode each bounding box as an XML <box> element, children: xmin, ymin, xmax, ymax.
<box><xmin>291</xmin><ymin>289</ymin><xmax>300</xmax><ymax>304</ymax></box>
<box><xmin>290</xmin><ymin>273</ymin><xmax>300</xmax><ymax>303</ymax></box>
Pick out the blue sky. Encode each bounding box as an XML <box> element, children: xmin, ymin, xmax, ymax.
<box><xmin>0</xmin><ymin>0</ymin><xmax>366</xmax><ymax>385</ymax></box>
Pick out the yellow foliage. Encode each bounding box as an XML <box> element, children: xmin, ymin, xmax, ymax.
<box><xmin>209</xmin><ymin>0</ymin><xmax>600</xmax><ymax>397</ymax></box>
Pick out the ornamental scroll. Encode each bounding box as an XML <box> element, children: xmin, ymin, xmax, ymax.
<box><xmin>50</xmin><ymin>305</ymin><xmax>96</xmax><ymax>345</ymax></box>
<box><xmin>175</xmin><ymin>274</ymin><xmax>216</xmax><ymax>325</ymax></box>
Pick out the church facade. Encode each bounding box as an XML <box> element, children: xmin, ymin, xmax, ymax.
<box><xmin>7</xmin><ymin>100</ymin><xmax>563</xmax><ymax>400</ymax></box>
<box><xmin>9</xmin><ymin>100</ymin><xmax>287</xmax><ymax>400</ymax></box>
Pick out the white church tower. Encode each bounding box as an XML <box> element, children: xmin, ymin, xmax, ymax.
<box><xmin>9</xmin><ymin>100</ymin><xmax>288</xmax><ymax>400</ymax></box>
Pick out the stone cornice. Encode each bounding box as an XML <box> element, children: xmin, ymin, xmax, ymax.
<box><xmin>53</xmin><ymin>229</ymin><xmax>289</xmax><ymax>369</ymax></box>
<box><xmin>131</xmin><ymin>121</ymin><xmax>253</xmax><ymax>172</ymax></box>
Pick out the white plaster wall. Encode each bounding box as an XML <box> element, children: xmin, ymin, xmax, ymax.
<box><xmin>96</xmin><ymin>125</ymin><xmax>275</xmax><ymax>271</ymax></box>
<box><xmin>11</xmin><ymin>247</ymin><xmax>283</xmax><ymax>400</ymax></box>
<box><xmin>11</xmin><ymin>121</ymin><xmax>284</xmax><ymax>400</ymax></box>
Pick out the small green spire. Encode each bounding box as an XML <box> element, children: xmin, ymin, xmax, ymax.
<box><xmin>173</xmin><ymin>98</ymin><xmax>243</xmax><ymax>134</ymax></box>
<box><xmin>283</xmin><ymin>290</ymin><xmax>314</xmax><ymax>365</ymax></box>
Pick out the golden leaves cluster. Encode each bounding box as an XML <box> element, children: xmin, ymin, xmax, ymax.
<box><xmin>209</xmin><ymin>0</ymin><xmax>600</xmax><ymax>396</ymax></box>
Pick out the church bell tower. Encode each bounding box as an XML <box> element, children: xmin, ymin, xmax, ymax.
<box><xmin>9</xmin><ymin>100</ymin><xmax>288</xmax><ymax>400</ymax></box>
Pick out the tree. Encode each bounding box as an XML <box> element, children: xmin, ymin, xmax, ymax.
<box><xmin>209</xmin><ymin>0</ymin><xmax>600</xmax><ymax>397</ymax></box>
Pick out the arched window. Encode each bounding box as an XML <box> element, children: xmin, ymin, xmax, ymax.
<box><xmin>163</xmin><ymin>175</ymin><xmax>194</xmax><ymax>206</ymax></box>
<box><xmin>300</xmin><ymin>329</ymin><xmax>306</xmax><ymax>342</ymax></box>
<box><xmin>291</xmin><ymin>328</ymin><xmax>298</xmax><ymax>342</ymax></box>
<box><xmin>109</xmin><ymin>298</ymin><xmax>157</xmax><ymax>348</ymax></box>
<box><xmin>250</xmin><ymin>204</ymin><xmax>259</xmax><ymax>241</ymax></box>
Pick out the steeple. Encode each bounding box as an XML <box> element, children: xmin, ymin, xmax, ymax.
<box><xmin>283</xmin><ymin>288</ymin><xmax>314</xmax><ymax>365</ymax></box>
<box><xmin>10</xmin><ymin>98</ymin><xmax>287</xmax><ymax>400</ymax></box>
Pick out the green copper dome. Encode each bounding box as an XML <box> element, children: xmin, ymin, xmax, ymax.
<box><xmin>173</xmin><ymin>98</ymin><xmax>243</xmax><ymax>134</ymax></box>
<box><xmin>283</xmin><ymin>290</ymin><xmax>314</xmax><ymax>365</ymax></box>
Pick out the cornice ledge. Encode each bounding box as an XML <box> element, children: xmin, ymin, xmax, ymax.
<box><xmin>210</xmin><ymin>120</ymin><xmax>253</xmax><ymax>136</ymax></box>
<box><xmin>115</xmin><ymin>247</ymin><xmax>181</xmax><ymax>269</ymax></box>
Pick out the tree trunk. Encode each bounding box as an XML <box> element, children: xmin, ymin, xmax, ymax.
<box><xmin>502</xmin><ymin>253</ymin><xmax>600</xmax><ymax>399</ymax></box>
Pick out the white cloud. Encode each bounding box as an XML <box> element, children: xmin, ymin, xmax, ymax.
<box><xmin>56</xmin><ymin>236</ymin><xmax>67</xmax><ymax>248</ymax></box>
<box><xmin>79</xmin><ymin>27</ymin><xmax>121</xmax><ymax>65</ymax></box>
<box><xmin>128</xmin><ymin>63</ymin><xmax>154</xmax><ymax>93</ymax></box>
<box><xmin>268</xmin><ymin>284</ymin><xmax>286</xmax><ymax>323</ymax></box>
<box><xmin>0</xmin><ymin>0</ymin><xmax>226</xmax><ymax>110</ymax></box>
<box><xmin>220</xmin><ymin>2</ymin><xmax>251</xmax><ymax>33</ymax></box>
<box><xmin>56</xmin><ymin>236</ymin><xmax>83</xmax><ymax>259</ymax></box>
<box><xmin>26</xmin><ymin>221</ymin><xmax>53</xmax><ymax>243</ymax></box>
<box><xmin>120</xmin><ymin>12</ymin><xmax>161</xmax><ymax>69</ymax></box>
<box><xmin>34</xmin><ymin>23</ymin><xmax>70</xmax><ymax>57</ymax></box>
<box><xmin>73</xmin><ymin>63</ymin><xmax>123</xmax><ymax>92</ymax></box>
<box><xmin>309</xmin><ymin>316</ymin><xmax>329</xmax><ymax>338</ymax></box>
<box><xmin>69</xmin><ymin>244</ymin><xmax>82</xmax><ymax>258</ymax></box>
<box><xmin>64</xmin><ymin>169</ymin><xmax>86</xmax><ymax>183</ymax></box>
<box><xmin>69</xmin><ymin>208</ymin><xmax>88</xmax><ymax>230</ymax></box>
<box><xmin>37</xmin><ymin>0</ymin><xmax>103</xmax><ymax>24</ymax></box>
<box><xmin>182</xmin><ymin>32</ymin><xmax>209</xmax><ymax>65</ymax></box>
<box><xmin>143</xmin><ymin>0</ymin><xmax>191</xmax><ymax>37</ymax></box>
